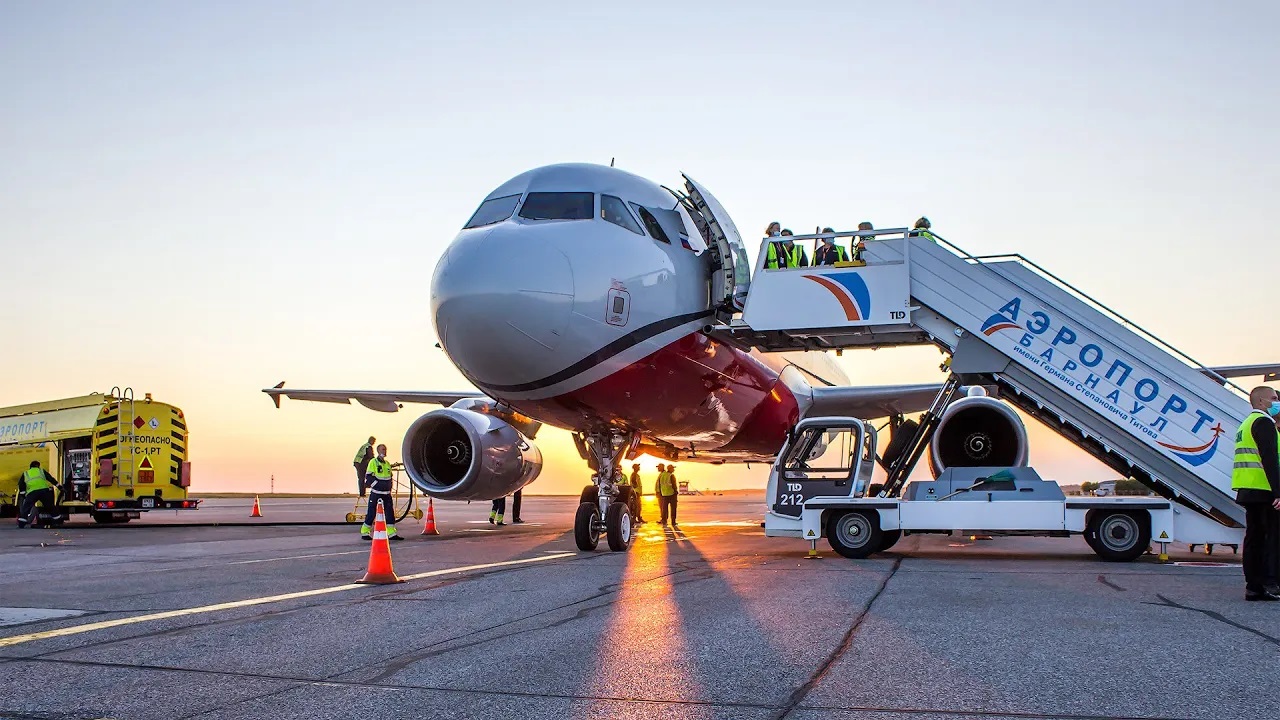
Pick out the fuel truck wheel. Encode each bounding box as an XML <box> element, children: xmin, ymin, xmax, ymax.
<box><xmin>574</xmin><ymin>502</ymin><xmax>601</xmax><ymax>551</ymax></box>
<box><xmin>606</xmin><ymin>501</ymin><xmax>632</xmax><ymax>552</ymax></box>
<box><xmin>1086</xmin><ymin>511</ymin><xmax>1150</xmax><ymax>562</ymax></box>
<box><xmin>827</xmin><ymin>511</ymin><xmax>883</xmax><ymax>559</ymax></box>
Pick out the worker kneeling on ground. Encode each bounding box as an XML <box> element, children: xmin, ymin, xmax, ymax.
<box><xmin>361</xmin><ymin>444</ymin><xmax>402</xmax><ymax>541</ymax></box>
<box><xmin>17</xmin><ymin>461</ymin><xmax>58</xmax><ymax>529</ymax></box>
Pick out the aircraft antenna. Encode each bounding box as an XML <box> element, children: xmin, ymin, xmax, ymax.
<box><xmin>610</xmin><ymin>157</ymin><xmax>615</xmax><ymax>167</ymax></box>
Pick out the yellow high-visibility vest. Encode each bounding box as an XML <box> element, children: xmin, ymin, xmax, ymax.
<box><xmin>1232</xmin><ymin>411</ymin><xmax>1279</xmax><ymax>491</ymax></box>
<box><xmin>23</xmin><ymin>467</ymin><xmax>52</xmax><ymax>492</ymax></box>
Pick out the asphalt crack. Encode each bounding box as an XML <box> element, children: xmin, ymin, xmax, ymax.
<box><xmin>1147</xmin><ymin>593</ymin><xmax>1280</xmax><ymax>647</ymax></box>
<box><xmin>773</xmin><ymin>556</ymin><xmax>903</xmax><ymax>720</ymax></box>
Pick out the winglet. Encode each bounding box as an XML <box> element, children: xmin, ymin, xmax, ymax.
<box><xmin>265</xmin><ymin>381</ymin><xmax>286</xmax><ymax>409</ymax></box>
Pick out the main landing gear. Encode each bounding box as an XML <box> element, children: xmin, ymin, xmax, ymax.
<box><xmin>572</xmin><ymin>430</ymin><xmax>638</xmax><ymax>552</ymax></box>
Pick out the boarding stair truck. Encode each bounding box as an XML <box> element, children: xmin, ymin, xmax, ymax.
<box><xmin>0</xmin><ymin>389</ymin><xmax>199</xmax><ymax>524</ymax></box>
<box><xmin>700</xmin><ymin>226</ymin><xmax>1261</xmax><ymax>561</ymax></box>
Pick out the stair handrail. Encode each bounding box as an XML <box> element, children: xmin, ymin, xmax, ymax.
<box><xmin>924</xmin><ymin>232</ymin><xmax>1247</xmax><ymax>397</ymax></box>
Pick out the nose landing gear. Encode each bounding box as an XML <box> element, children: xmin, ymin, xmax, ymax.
<box><xmin>573</xmin><ymin>430</ymin><xmax>638</xmax><ymax>552</ymax></box>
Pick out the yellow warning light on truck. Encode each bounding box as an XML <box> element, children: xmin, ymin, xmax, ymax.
<box><xmin>0</xmin><ymin>388</ymin><xmax>199</xmax><ymax>524</ymax></box>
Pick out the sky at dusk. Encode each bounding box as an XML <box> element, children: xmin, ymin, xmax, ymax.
<box><xmin>3</xmin><ymin>1</ymin><xmax>1277</xmax><ymax>496</ymax></box>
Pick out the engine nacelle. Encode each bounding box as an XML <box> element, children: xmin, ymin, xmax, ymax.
<box><xmin>401</xmin><ymin>408</ymin><xmax>542</xmax><ymax>500</ymax></box>
<box><xmin>928</xmin><ymin>391</ymin><xmax>1028</xmax><ymax>477</ymax></box>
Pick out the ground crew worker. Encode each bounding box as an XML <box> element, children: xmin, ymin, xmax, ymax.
<box><xmin>512</xmin><ymin>489</ymin><xmax>524</xmax><ymax>524</ymax></box>
<box><xmin>814</xmin><ymin>228</ymin><xmax>849</xmax><ymax>265</ymax></box>
<box><xmin>657</xmin><ymin>463</ymin><xmax>679</xmax><ymax>525</ymax></box>
<box><xmin>361</xmin><ymin>444</ymin><xmax>401</xmax><ymax>541</ymax></box>
<box><xmin>489</xmin><ymin>496</ymin><xmax>507</xmax><ymax>526</ymax></box>
<box><xmin>764</xmin><ymin>230</ymin><xmax>809</xmax><ymax>270</ymax></box>
<box><xmin>353</xmin><ymin>436</ymin><xmax>375</xmax><ymax>497</ymax></box>
<box><xmin>853</xmin><ymin>221</ymin><xmax>874</xmax><ymax>262</ymax></box>
<box><xmin>17</xmin><ymin>461</ymin><xmax>57</xmax><ymax>529</ymax></box>
<box><xmin>629</xmin><ymin>463</ymin><xmax>645</xmax><ymax>524</ymax></box>
<box><xmin>909</xmin><ymin>217</ymin><xmax>937</xmax><ymax>242</ymax></box>
<box><xmin>1232</xmin><ymin>386</ymin><xmax>1280</xmax><ymax>601</ymax></box>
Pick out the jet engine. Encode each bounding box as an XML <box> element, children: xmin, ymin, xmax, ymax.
<box><xmin>401</xmin><ymin>406</ymin><xmax>542</xmax><ymax>500</ymax></box>
<box><xmin>928</xmin><ymin>389</ymin><xmax>1028</xmax><ymax>477</ymax></box>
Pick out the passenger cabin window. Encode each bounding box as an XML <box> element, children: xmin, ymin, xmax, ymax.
<box><xmin>463</xmin><ymin>194</ymin><xmax>520</xmax><ymax>229</ymax></box>
<box><xmin>600</xmin><ymin>195</ymin><xmax>643</xmax><ymax>235</ymax></box>
<box><xmin>630</xmin><ymin>203</ymin><xmax>670</xmax><ymax>243</ymax></box>
<box><xmin>518</xmin><ymin>192</ymin><xmax>594</xmax><ymax>221</ymax></box>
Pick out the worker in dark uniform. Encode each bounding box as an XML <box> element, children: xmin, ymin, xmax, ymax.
<box><xmin>511</xmin><ymin>489</ymin><xmax>524</xmax><ymax>524</ymax></box>
<box><xmin>629</xmin><ymin>463</ymin><xmax>645</xmax><ymax>524</ymax></box>
<box><xmin>489</xmin><ymin>496</ymin><xmax>507</xmax><ymax>526</ymax></box>
<box><xmin>353</xmin><ymin>436</ymin><xmax>375</xmax><ymax>497</ymax></box>
<box><xmin>361</xmin><ymin>444</ymin><xmax>401</xmax><ymax>541</ymax></box>
<box><xmin>852</xmin><ymin>221</ymin><xmax>874</xmax><ymax>262</ymax></box>
<box><xmin>1232</xmin><ymin>386</ymin><xmax>1280</xmax><ymax>600</ymax></box>
<box><xmin>17</xmin><ymin>461</ymin><xmax>57</xmax><ymax>529</ymax></box>
<box><xmin>813</xmin><ymin>228</ymin><xmax>849</xmax><ymax>265</ymax></box>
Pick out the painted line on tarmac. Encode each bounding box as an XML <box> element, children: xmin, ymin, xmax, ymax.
<box><xmin>0</xmin><ymin>552</ymin><xmax>576</xmax><ymax>648</ymax></box>
<box><xmin>227</xmin><ymin>550</ymin><xmax>367</xmax><ymax>565</ymax></box>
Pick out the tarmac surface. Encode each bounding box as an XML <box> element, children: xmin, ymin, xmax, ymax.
<box><xmin>1</xmin><ymin>494</ymin><xmax>1276</xmax><ymax>720</ymax></box>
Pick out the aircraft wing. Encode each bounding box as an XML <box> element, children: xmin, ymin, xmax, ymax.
<box><xmin>807</xmin><ymin>383</ymin><xmax>944</xmax><ymax>419</ymax></box>
<box><xmin>263</xmin><ymin>382</ymin><xmax>485</xmax><ymax>413</ymax></box>
<box><xmin>1203</xmin><ymin>364</ymin><xmax>1280</xmax><ymax>382</ymax></box>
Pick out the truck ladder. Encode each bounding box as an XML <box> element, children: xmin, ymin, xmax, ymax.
<box><xmin>111</xmin><ymin>386</ymin><xmax>136</xmax><ymax>489</ymax></box>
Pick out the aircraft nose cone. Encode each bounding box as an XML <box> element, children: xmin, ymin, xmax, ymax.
<box><xmin>431</xmin><ymin>228</ymin><xmax>574</xmax><ymax>389</ymax></box>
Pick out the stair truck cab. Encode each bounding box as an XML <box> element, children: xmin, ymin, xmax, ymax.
<box><xmin>0</xmin><ymin>390</ymin><xmax>199</xmax><ymax>524</ymax></box>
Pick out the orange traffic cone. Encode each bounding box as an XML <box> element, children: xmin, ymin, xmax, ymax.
<box><xmin>250</xmin><ymin>496</ymin><xmax>263</xmax><ymax>518</ymax></box>
<box><xmin>421</xmin><ymin>498</ymin><xmax>440</xmax><ymax>536</ymax></box>
<box><xmin>358</xmin><ymin>498</ymin><xmax>404</xmax><ymax>585</ymax></box>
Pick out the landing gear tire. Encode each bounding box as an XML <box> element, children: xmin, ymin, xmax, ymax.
<box><xmin>574</xmin><ymin>502</ymin><xmax>601</xmax><ymax>551</ymax></box>
<box><xmin>580</xmin><ymin>485</ymin><xmax>599</xmax><ymax>506</ymax></box>
<box><xmin>877</xmin><ymin>529</ymin><xmax>902</xmax><ymax>554</ymax></box>
<box><xmin>1086</xmin><ymin>511</ymin><xmax>1150</xmax><ymax>562</ymax></box>
<box><xmin>827</xmin><ymin>511</ymin><xmax>883</xmax><ymax>559</ymax></box>
<box><xmin>605</xmin><ymin>502</ymin><xmax>632</xmax><ymax>552</ymax></box>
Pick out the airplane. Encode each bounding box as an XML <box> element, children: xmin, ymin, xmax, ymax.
<box><xmin>263</xmin><ymin>163</ymin><xmax>1277</xmax><ymax>552</ymax></box>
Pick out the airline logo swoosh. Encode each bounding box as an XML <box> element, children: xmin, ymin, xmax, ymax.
<box><xmin>804</xmin><ymin>273</ymin><xmax>871</xmax><ymax>322</ymax></box>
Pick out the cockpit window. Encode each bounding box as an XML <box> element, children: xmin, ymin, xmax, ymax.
<box><xmin>463</xmin><ymin>194</ymin><xmax>520</xmax><ymax>229</ymax></box>
<box><xmin>600</xmin><ymin>195</ymin><xmax>643</xmax><ymax>235</ymax></box>
<box><xmin>630</xmin><ymin>203</ymin><xmax>670</xmax><ymax>243</ymax></box>
<box><xmin>518</xmin><ymin>192</ymin><xmax>594</xmax><ymax>221</ymax></box>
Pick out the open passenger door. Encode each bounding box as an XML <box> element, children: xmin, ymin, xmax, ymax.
<box><xmin>681</xmin><ymin>174</ymin><xmax>752</xmax><ymax>316</ymax></box>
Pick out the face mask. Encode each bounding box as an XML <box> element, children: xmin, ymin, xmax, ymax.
<box><xmin>1268</xmin><ymin>401</ymin><xmax>1280</xmax><ymax>417</ymax></box>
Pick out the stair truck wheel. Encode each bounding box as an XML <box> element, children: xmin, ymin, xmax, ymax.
<box><xmin>605</xmin><ymin>501</ymin><xmax>632</xmax><ymax>552</ymax></box>
<box><xmin>878</xmin><ymin>529</ymin><xmax>902</xmax><ymax>553</ymax></box>
<box><xmin>1086</xmin><ymin>510</ymin><xmax>1150</xmax><ymax>562</ymax></box>
<box><xmin>574</xmin><ymin>502</ymin><xmax>601</xmax><ymax>551</ymax></box>
<box><xmin>827</xmin><ymin>510</ymin><xmax>883</xmax><ymax>559</ymax></box>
